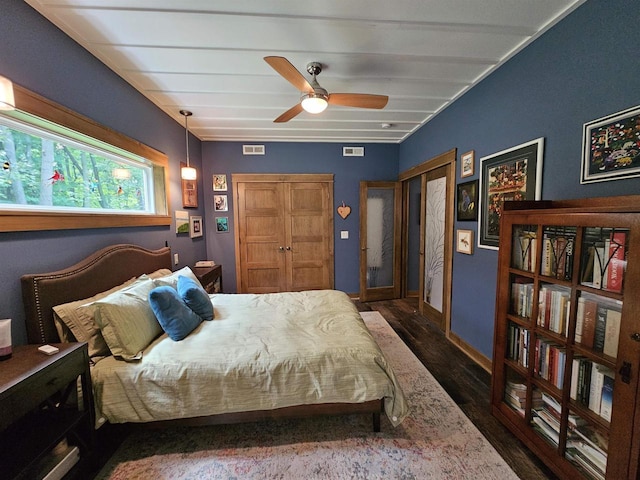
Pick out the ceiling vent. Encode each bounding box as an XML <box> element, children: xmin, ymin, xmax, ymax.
<box><xmin>243</xmin><ymin>145</ymin><xmax>265</xmax><ymax>155</ymax></box>
<box><xmin>343</xmin><ymin>146</ymin><xmax>364</xmax><ymax>157</ymax></box>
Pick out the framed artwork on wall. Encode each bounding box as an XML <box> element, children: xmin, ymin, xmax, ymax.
<box><xmin>181</xmin><ymin>162</ymin><xmax>197</xmax><ymax>208</ymax></box>
<box><xmin>478</xmin><ymin>137</ymin><xmax>544</xmax><ymax>250</ymax></box>
<box><xmin>213</xmin><ymin>174</ymin><xmax>227</xmax><ymax>191</ymax></box>
<box><xmin>189</xmin><ymin>215</ymin><xmax>203</xmax><ymax>238</ymax></box>
<box><xmin>214</xmin><ymin>194</ymin><xmax>228</xmax><ymax>212</ymax></box>
<box><xmin>460</xmin><ymin>150</ymin><xmax>475</xmax><ymax>178</ymax></box>
<box><xmin>581</xmin><ymin>105</ymin><xmax>640</xmax><ymax>184</ymax></box>
<box><xmin>175</xmin><ymin>210</ymin><xmax>189</xmax><ymax>234</ymax></box>
<box><xmin>456</xmin><ymin>229</ymin><xmax>474</xmax><ymax>255</ymax></box>
<box><xmin>456</xmin><ymin>179</ymin><xmax>478</xmax><ymax>221</ymax></box>
<box><xmin>215</xmin><ymin>216</ymin><xmax>229</xmax><ymax>233</ymax></box>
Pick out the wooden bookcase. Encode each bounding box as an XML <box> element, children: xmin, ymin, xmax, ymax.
<box><xmin>490</xmin><ymin>196</ymin><xmax>640</xmax><ymax>480</ymax></box>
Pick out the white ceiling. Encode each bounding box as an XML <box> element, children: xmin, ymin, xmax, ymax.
<box><xmin>26</xmin><ymin>0</ymin><xmax>584</xmax><ymax>143</ymax></box>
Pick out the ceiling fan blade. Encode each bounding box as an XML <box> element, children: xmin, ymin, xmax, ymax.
<box><xmin>274</xmin><ymin>103</ymin><xmax>304</xmax><ymax>123</ymax></box>
<box><xmin>328</xmin><ymin>93</ymin><xmax>388</xmax><ymax>109</ymax></box>
<box><xmin>264</xmin><ymin>56</ymin><xmax>313</xmax><ymax>93</ymax></box>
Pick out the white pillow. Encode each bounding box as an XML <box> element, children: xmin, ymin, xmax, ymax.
<box><xmin>152</xmin><ymin>266</ymin><xmax>201</xmax><ymax>289</ymax></box>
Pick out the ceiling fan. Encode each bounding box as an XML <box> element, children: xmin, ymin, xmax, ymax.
<box><xmin>264</xmin><ymin>56</ymin><xmax>388</xmax><ymax>123</ymax></box>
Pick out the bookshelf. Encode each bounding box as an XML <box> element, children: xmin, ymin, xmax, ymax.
<box><xmin>490</xmin><ymin>196</ymin><xmax>640</xmax><ymax>480</ymax></box>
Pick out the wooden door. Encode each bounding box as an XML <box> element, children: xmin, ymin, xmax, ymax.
<box><xmin>359</xmin><ymin>181</ymin><xmax>402</xmax><ymax>302</ymax></box>
<box><xmin>234</xmin><ymin>174</ymin><xmax>334</xmax><ymax>293</ymax></box>
<box><xmin>285</xmin><ymin>182</ymin><xmax>334</xmax><ymax>291</ymax></box>
<box><xmin>235</xmin><ymin>181</ymin><xmax>286</xmax><ymax>293</ymax></box>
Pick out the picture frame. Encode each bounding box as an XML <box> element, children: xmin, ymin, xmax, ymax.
<box><xmin>460</xmin><ymin>150</ymin><xmax>475</xmax><ymax>178</ymax></box>
<box><xmin>189</xmin><ymin>215</ymin><xmax>203</xmax><ymax>238</ymax></box>
<box><xmin>215</xmin><ymin>216</ymin><xmax>229</xmax><ymax>233</ymax></box>
<box><xmin>175</xmin><ymin>210</ymin><xmax>189</xmax><ymax>234</ymax></box>
<box><xmin>581</xmin><ymin>105</ymin><xmax>640</xmax><ymax>184</ymax></box>
<box><xmin>214</xmin><ymin>194</ymin><xmax>228</xmax><ymax>212</ymax></box>
<box><xmin>456</xmin><ymin>179</ymin><xmax>478</xmax><ymax>221</ymax></box>
<box><xmin>181</xmin><ymin>162</ymin><xmax>198</xmax><ymax>208</ymax></box>
<box><xmin>213</xmin><ymin>174</ymin><xmax>227</xmax><ymax>191</ymax></box>
<box><xmin>478</xmin><ymin>137</ymin><xmax>544</xmax><ymax>250</ymax></box>
<box><xmin>456</xmin><ymin>229</ymin><xmax>474</xmax><ymax>255</ymax></box>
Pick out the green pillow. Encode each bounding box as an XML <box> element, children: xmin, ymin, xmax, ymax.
<box><xmin>177</xmin><ymin>275</ymin><xmax>214</xmax><ymax>321</ymax></box>
<box><xmin>148</xmin><ymin>286</ymin><xmax>203</xmax><ymax>341</ymax></box>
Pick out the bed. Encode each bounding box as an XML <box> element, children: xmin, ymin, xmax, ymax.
<box><xmin>21</xmin><ymin>244</ymin><xmax>407</xmax><ymax>431</ymax></box>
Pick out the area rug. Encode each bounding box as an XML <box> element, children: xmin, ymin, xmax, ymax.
<box><xmin>96</xmin><ymin>311</ymin><xmax>518</xmax><ymax>479</ymax></box>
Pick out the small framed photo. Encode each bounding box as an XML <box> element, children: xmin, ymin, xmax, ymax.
<box><xmin>189</xmin><ymin>215</ymin><xmax>203</xmax><ymax>238</ymax></box>
<box><xmin>213</xmin><ymin>174</ymin><xmax>227</xmax><ymax>191</ymax></box>
<box><xmin>456</xmin><ymin>229</ymin><xmax>474</xmax><ymax>255</ymax></box>
<box><xmin>460</xmin><ymin>150</ymin><xmax>475</xmax><ymax>178</ymax></box>
<box><xmin>214</xmin><ymin>194</ymin><xmax>228</xmax><ymax>212</ymax></box>
<box><xmin>175</xmin><ymin>210</ymin><xmax>189</xmax><ymax>234</ymax></box>
<box><xmin>581</xmin><ymin>105</ymin><xmax>640</xmax><ymax>184</ymax></box>
<box><xmin>456</xmin><ymin>179</ymin><xmax>478</xmax><ymax>221</ymax></box>
<box><xmin>215</xmin><ymin>216</ymin><xmax>229</xmax><ymax>233</ymax></box>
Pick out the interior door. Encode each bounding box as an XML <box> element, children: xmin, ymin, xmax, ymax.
<box><xmin>419</xmin><ymin>165</ymin><xmax>453</xmax><ymax>330</ymax></box>
<box><xmin>235</xmin><ymin>181</ymin><xmax>286</xmax><ymax>293</ymax></box>
<box><xmin>359</xmin><ymin>181</ymin><xmax>402</xmax><ymax>302</ymax></box>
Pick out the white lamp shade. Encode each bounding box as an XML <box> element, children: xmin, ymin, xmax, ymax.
<box><xmin>0</xmin><ymin>76</ymin><xmax>15</xmax><ymax>111</ymax></box>
<box><xmin>181</xmin><ymin>165</ymin><xmax>197</xmax><ymax>180</ymax></box>
<box><xmin>301</xmin><ymin>95</ymin><xmax>328</xmax><ymax>114</ymax></box>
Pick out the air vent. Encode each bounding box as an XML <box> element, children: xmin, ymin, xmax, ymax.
<box><xmin>243</xmin><ymin>145</ymin><xmax>265</xmax><ymax>155</ymax></box>
<box><xmin>343</xmin><ymin>146</ymin><xmax>364</xmax><ymax>157</ymax></box>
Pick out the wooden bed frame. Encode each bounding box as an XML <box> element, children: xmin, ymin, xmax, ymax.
<box><xmin>21</xmin><ymin>244</ymin><xmax>383</xmax><ymax>431</ymax></box>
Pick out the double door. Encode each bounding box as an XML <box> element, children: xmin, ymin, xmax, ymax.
<box><xmin>233</xmin><ymin>174</ymin><xmax>334</xmax><ymax>293</ymax></box>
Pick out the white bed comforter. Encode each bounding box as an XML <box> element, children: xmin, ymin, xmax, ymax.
<box><xmin>91</xmin><ymin>290</ymin><xmax>408</xmax><ymax>427</ymax></box>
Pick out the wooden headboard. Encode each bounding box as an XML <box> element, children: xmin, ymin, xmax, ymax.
<box><xmin>21</xmin><ymin>244</ymin><xmax>171</xmax><ymax>344</ymax></box>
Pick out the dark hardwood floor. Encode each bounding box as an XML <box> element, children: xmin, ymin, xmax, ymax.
<box><xmin>353</xmin><ymin>296</ymin><xmax>558</xmax><ymax>480</ymax></box>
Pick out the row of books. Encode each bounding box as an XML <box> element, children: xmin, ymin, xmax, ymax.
<box><xmin>570</xmin><ymin>358</ymin><xmax>614</xmax><ymax>422</ymax></box>
<box><xmin>534</xmin><ymin>339</ymin><xmax>566</xmax><ymax>390</ymax></box>
<box><xmin>575</xmin><ymin>293</ymin><xmax>622</xmax><ymax>358</ymax></box>
<box><xmin>504</xmin><ymin>381</ymin><xmax>542</xmax><ymax>416</ymax></box>
<box><xmin>537</xmin><ymin>284</ymin><xmax>571</xmax><ymax>336</ymax></box>
<box><xmin>507</xmin><ymin>323</ymin><xmax>530</xmax><ymax>368</ymax></box>
<box><xmin>511</xmin><ymin>280</ymin><xmax>534</xmax><ymax>318</ymax></box>
<box><xmin>540</xmin><ymin>227</ymin><xmax>576</xmax><ymax>280</ymax></box>
<box><xmin>581</xmin><ymin>230</ymin><xmax>627</xmax><ymax>293</ymax></box>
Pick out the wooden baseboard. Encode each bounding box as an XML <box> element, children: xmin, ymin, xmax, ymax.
<box><xmin>406</xmin><ymin>290</ymin><xmax>418</xmax><ymax>298</ymax></box>
<box><xmin>447</xmin><ymin>331</ymin><xmax>492</xmax><ymax>373</ymax></box>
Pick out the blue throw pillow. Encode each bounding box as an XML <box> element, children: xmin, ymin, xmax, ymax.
<box><xmin>177</xmin><ymin>275</ymin><xmax>214</xmax><ymax>321</ymax></box>
<box><xmin>148</xmin><ymin>286</ymin><xmax>202</xmax><ymax>341</ymax></box>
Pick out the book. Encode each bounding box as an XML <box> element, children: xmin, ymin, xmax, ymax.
<box><xmin>588</xmin><ymin>365</ymin><xmax>605</xmax><ymax>414</ymax></box>
<box><xmin>581</xmin><ymin>299</ymin><xmax>598</xmax><ymax>349</ymax></box>
<box><xmin>593</xmin><ymin>305</ymin><xmax>608</xmax><ymax>353</ymax></box>
<box><xmin>593</xmin><ymin>245</ymin><xmax>605</xmax><ymax>289</ymax></box>
<box><xmin>606</xmin><ymin>231</ymin><xmax>626</xmax><ymax>293</ymax></box>
<box><xmin>603</xmin><ymin>308</ymin><xmax>621</xmax><ymax>358</ymax></box>
<box><xmin>600</xmin><ymin>373</ymin><xmax>614</xmax><ymax>422</ymax></box>
<box><xmin>575</xmin><ymin>297</ymin><xmax>585</xmax><ymax>343</ymax></box>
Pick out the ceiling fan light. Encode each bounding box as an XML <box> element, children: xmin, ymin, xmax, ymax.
<box><xmin>301</xmin><ymin>93</ymin><xmax>328</xmax><ymax>114</ymax></box>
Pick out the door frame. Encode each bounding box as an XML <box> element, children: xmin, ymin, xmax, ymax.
<box><xmin>399</xmin><ymin>149</ymin><xmax>456</xmax><ymax>334</ymax></box>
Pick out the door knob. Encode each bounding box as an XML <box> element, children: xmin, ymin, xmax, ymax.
<box><xmin>286</xmin><ymin>246</ymin><xmax>291</xmax><ymax>250</ymax></box>
<box><xmin>279</xmin><ymin>246</ymin><xmax>284</xmax><ymax>251</ymax></box>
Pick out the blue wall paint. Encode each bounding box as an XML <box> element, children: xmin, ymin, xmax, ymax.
<box><xmin>399</xmin><ymin>0</ymin><xmax>640</xmax><ymax>358</ymax></box>
<box><xmin>201</xmin><ymin>142</ymin><xmax>399</xmax><ymax>293</ymax></box>
<box><xmin>0</xmin><ymin>1</ymin><xmax>207</xmax><ymax>345</ymax></box>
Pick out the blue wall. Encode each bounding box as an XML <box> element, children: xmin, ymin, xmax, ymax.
<box><xmin>0</xmin><ymin>1</ymin><xmax>207</xmax><ymax>345</ymax></box>
<box><xmin>399</xmin><ymin>0</ymin><xmax>640</xmax><ymax>358</ymax></box>
<box><xmin>201</xmin><ymin>142</ymin><xmax>399</xmax><ymax>292</ymax></box>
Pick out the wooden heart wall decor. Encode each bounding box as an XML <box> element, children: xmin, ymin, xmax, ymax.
<box><xmin>337</xmin><ymin>201</ymin><xmax>351</xmax><ymax>219</ymax></box>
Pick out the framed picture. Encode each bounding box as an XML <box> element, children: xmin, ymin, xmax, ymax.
<box><xmin>460</xmin><ymin>150</ymin><xmax>475</xmax><ymax>178</ymax></box>
<box><xmin>214</xmin><ymin>194</ymin><xmax>228</xmax><ymax>212</ymax></box>
<box><xmin>581</xmin><ymin>105</ymin><xmax>640</xmax><ymax>184</ymax></box>
<box><xmin>189</xmin><ymin>215</ymin><xmax>203</xmax><ymax>238</ymax></box>
<box><xmin>213</xmin><ymin>174</ymin><xmax>227</xmax><ymax>191</ymax></box>
<box><xmin>215</xmin><ymin>216</ymin><xmax>229</xmax><ymax>233</ymax></box>
<box><xmin>175</xmin><ymin>210</ymin><xmax>189</xmax><ymax>234</ymax></box>
<box><xmin>478</xmin><ymin>138</ymin><xmax>544</xmax><ymax>250</ymax></box>
<box><xmin>456</xmin><ymin>229</ymin><xmax>474</xmax><ymax>255</ymax></box>
<box><xmin>181</xmin><ymin>162</ymin><xmax>197</xmax><ymax>208</ymax></box>
<box><xmin>456</xmin><ymin>179</ymin><xmax>478</xmax><ymax>221</ymax></box>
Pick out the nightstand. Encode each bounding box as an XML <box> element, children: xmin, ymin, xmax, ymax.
<box><xmin>0</xmin><ymin>342</ymin><xmax>94</xmax><ymax>479</ymax></box>
<box><xmin>192</xmin><ymin>264</ymin><xmax>223</xmax><ymax>293</ymax></box>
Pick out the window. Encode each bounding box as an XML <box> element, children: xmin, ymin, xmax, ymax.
<box><xmin>0</xmin><ymin>84</ymin><xmax>170</xmax><ymax>232</ymax></box>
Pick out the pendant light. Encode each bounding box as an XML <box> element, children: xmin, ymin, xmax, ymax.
<box><xmin>0</xmin><ymin>75</ymin><xmax>15</xmax><ymax>111</ymax></box>
<box><xmin>180</xmin><ymin>110</ymin><xmax>197</xmax><ymax>180</ymax></box>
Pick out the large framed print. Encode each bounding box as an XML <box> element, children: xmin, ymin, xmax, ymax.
<box><xmin>581</xmin><ymin>105</ymin><xmax>640</xmax><ymax>184</ymax></box>
<box><xmin>478</xmin><ymin>138</ymin><xmax>544</xmax><ymax>250</ymax></box>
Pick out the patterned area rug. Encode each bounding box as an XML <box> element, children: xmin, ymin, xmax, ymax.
<box><xmin>96</xmin><ymin>311</ymin><xmax>518</xmax><ymax>479</ymax></box>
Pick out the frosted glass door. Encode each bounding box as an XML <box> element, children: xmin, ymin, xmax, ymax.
<box><xmin>424</xmin><ymin>176</ymin><xmax>446</xmax><ymax>312</ymax></box>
